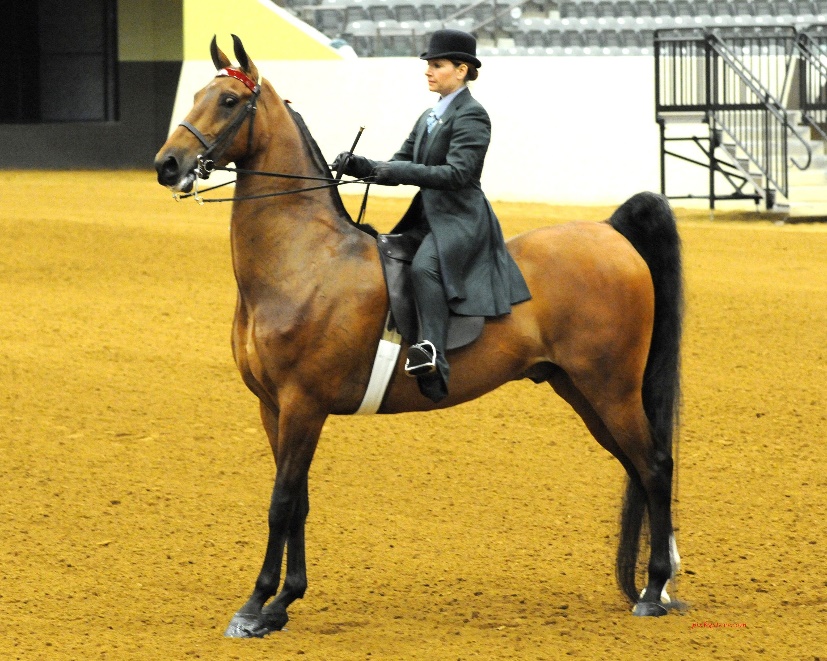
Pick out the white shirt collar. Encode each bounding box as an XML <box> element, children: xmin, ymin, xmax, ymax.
<box><xmin>432</xmin><ymin>85</ymin><xmax>466</xmax><ymax>118</ymax></box>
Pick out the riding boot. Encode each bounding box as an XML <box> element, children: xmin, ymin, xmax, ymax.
<box><xmin>409</xmin><ymin>234</ymin><xmax>450</xmax><ymax>403</ymax></box>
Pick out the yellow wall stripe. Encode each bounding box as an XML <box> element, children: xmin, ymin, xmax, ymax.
<box><xmin>184</xmin><ymin>0</ymin><xmax>343</xmax><ymax>61</ymax></box>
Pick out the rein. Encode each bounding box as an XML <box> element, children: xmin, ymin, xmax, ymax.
<box><xmin>175</xmin><ymin>162</ymin><xmax>371</xmax><ymax>204</ymax></box>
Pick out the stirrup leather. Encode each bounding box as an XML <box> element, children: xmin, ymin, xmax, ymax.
<box><xmin>404</xmin><ymin>340</ymin><xmax>438</xmax><ymax>377</ymax></box>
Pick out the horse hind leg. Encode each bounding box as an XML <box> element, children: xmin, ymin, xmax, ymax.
<box><xmin>548</xmin><ymin>369</ymin><xmax>678</xmax><ymax>616</ymax></box>
<box><xmin>606</xmin><ymin>402</ymin><xmax>678</xmax><ymax>616</ymax></box>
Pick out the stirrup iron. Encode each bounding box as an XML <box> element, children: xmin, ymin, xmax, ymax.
<box><xmin>404</xmin><ymin>340</ymin><xmax>437</xmax><ymax>377</ymax></box>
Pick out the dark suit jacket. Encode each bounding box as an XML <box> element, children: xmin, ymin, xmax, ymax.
<box><xmin>348</xmin><ymin>87</ymin><xmax>530</xmax><ymax>317</ymax></box>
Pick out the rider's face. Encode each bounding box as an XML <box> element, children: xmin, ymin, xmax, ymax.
<box><xmin>425</xmin><ymin>59</ymin><xmax>467</xmax><ymax>97</ymax></box>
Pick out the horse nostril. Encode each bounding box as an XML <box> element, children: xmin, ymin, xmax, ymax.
<box><xmin>156</xmin><ymin>154</ymin><xmax>180</xmax><ymax>185</ymax></box>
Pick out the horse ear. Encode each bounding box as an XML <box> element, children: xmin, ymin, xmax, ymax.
<box><xmin>210</xmin><ymin>35</ymin><xmax>232</xmax><ymax>70</ymax></box>
<box><xmin>231</xmin><ymin>34</ymin><xmax>259</xmax><ymax>82</ymax></box>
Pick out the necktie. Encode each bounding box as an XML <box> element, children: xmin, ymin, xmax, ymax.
<box><xmin>426</xmin><ymin>110</ymin><xmax>438</xmax><ymax>134</ymax></box>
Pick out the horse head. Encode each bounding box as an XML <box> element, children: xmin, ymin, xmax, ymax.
<box><xmin>154</xmin><ymin>35</ymin><xmax>266</xmax><ymax>192</ymax></box>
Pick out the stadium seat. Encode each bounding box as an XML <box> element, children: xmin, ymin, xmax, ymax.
<box><xmin>519</xmin><ymin>0</ymin><xmax>549</xmax><ymax>19</ymax></box>
<box><xmin>440</xmin><ymin>2</ymin><xmax>461</xmax><ymax>18</ymax></box>
<box><xmin>368</xmin><ymin>0</ymin><xmax>396</xmax><ymax>22</ymax></box>
<box><xmin>752</xmin><ymin>0</ymin><xmax>776</xmax><ymax>17</ymax></box>
<box><xmin>392</xmin><ymin>0</ymin><xmax>422</xmax><ymax>23</ymax></box>
<box><xmin>559</xmin><ymin>1</ymin><xmax>583</xmax><ymax>20</ymax></box>
<box><xmin>732</xmin><ymin>0</ymin><xmax>754</xmax><ymax>16</ymax></box>
<box><xmin>313</xmin><ymin>6</ymin><xmax>347</xmax><ymax>33</ymax></box>
<box><xmin>418</xmin><ymin>1</ymin><xmax>442</xmax><ymax>21</ymax></box>
<box><xmin>671</xmin><ymin>0</ymin><xmax>693</xmax><ymax>17</ymax></box>
<box><xmin>651</xmin><ymin>0</ymin><xmax>673</xmax><ymax>17</ymax></box>
<box><xmin>468</xmin><ymin>1</ymin><xmax>499</xmax><ymax>23</ymax></box>
<box><xmin>709</xmin><ymin>0</ymin><xmax>735</xmax><ymax>18</ymax></box>
<box><xmin>344</xmin><ymin>2</ymin><xmax>371</xmax><ymax>25</ymax></box>
<box><xmin>516</xmin><ymin>19</ymin><xmax>549</xmax><ymax>47</ymax></box>
<box><xmin>343</xmin><ymin>28</ymin><xmax>378</xmax><ymax>56</ymax></box>
<box><xmin>594</xmin><ymin>1</ymin><xmax>616</xmax><ymax>19</ymax></box>
<box><xmin>562</xmin><ymin>29</ymin><xmax>586</xmax><ymax>48</ymax></box>
<box><xmin>635</xmin><ymin>1</ymin><xmax>656</xmax><ymax>18</ymax></box>
<box><xmin>600</xmin><ymin>28</ymin><xmax>622</xmax><ymax>49</ymax></box>
<box><xmin>618</xmin><ymin>28</ymin><xmax>641</xmax><ymax>48</ymax></box>
<box><xmin>544</xmin><ymin>28</ymin><xmax>566</xmax><ymax>48</ymax></box>
<box><xmin>637</xmin><ymin>28</ymin><xmax>655</xmax><ymax>50</ymax></box>
<box><xmin>613</xmin><ymin>0</ymin><xmax>638</xmax><ymax>19</ymax></box>
<box><xmin>377</xmin><ymin>26</ymin><xmax>419</xmax><ymax>55</ymax></box>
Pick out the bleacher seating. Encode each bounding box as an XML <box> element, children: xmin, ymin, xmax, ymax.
<box><xmin>284</xmin><ymin>0</ymin><xmax>827</xmax><ymax>57</ymax></box>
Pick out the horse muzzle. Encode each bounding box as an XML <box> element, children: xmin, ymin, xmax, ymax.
<box><xmin>154</xmin><ymin>151</ymin><xmax>197</xmax><ymax>193</ymax></box>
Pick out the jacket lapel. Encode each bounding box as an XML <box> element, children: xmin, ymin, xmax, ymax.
<box><xmin>413</xmin><ymin>112</ymin><xmax>429</xmax><ymax>162</ymax></box>
<box><xmin>418</xmin><ymin>87</ymin><xmax>471</xmax><ymax>163</ymax></box>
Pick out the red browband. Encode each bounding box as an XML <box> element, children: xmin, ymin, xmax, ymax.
<box><xmin>217</xmin><ymin>67</ymin><xmax>260</xmax><ymax>93</ymax></box>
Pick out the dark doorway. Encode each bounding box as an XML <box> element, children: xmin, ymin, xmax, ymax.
<box><xmin>1</xmin><ymin>0</ymin><xmax>118</xmax><ymax>123</ymax></box>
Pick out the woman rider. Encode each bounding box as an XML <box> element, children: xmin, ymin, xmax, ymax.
<box><xmin>334</xmin><ymin>29</ymin><xmax>531</xmax><ymax>403</ymax></box>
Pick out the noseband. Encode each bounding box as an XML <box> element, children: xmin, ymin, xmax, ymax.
<box><xmin>179</xmin><ymin>67</ymin><xmax>261</xmax><ymax>178</ymax></box>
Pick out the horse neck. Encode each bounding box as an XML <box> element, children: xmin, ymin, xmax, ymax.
<box><xmin>229</xmin><ymin>87</ymin><xmax>365</xmax><ymax>290</ymax></box>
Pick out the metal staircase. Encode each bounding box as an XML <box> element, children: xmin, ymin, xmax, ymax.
<box><xmin>655</xmin><ymin>25</ymin><xmax>827</xmax><ymax>221</ymax></box>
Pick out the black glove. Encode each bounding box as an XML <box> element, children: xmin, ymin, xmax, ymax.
<box><xmin>371</xmin><ymin>161</ymin><xmax>400</xmax><ymax>186</ymax></box>
<box><xmin>331</xmin><ymin>151</ymin><xmax>352</xmax><ymax>176</ymax></box>
<box><xmin>331</xmin><ymin>152</ymin><xmax>374</xmax><ymax>179</ymax></box>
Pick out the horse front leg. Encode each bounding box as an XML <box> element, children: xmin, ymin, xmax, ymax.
<box><xmin>224</xmin><ymin>402</ymin><xmax>324</xmax><ymax>638</ymax></box>
<box><xmin>259</xmin><ymin>473</ymin><xmax>310</xmax><ymax>626</ymax></box>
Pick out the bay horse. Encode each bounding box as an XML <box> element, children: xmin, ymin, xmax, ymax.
<box><xmin>154</xmin><ymin>35</ymin><xmax>684</xmax><ymax>638</ymax></box>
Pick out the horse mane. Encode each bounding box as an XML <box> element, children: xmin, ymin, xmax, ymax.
<box><xmin>283</xmin><ymin>102</ymin><xmax>378</xmax><ymax>238</ymax></box>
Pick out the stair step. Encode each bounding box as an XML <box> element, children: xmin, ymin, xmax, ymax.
<box><xmin>789</xmin><ymin>169</ymin><xmax>827</xmax><ymax>186</ymax></box>
<box><xmin>787</xmin><ymin>201</ymin><xmax>827</xmax><ymax>220</ymax></box>
<box><xmin>786</xmin><ymin>185</ymin><xmax>827</xmax><ymax>202</ymax></box>
<box><xmin>657</xmin><ymin>111</ymin><xmax>706</xmax><ymax>124</ymax></box>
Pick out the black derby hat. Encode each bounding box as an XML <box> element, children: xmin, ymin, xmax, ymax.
<box><xmin>419</xmin><ymin>29</ymin><xmax>481</xmax><ymax>68</ymax></box>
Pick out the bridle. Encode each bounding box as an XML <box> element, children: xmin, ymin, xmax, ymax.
<box><xmin>178</xmin><ymin>67</ymin><xmax>261</xmax><ymax>180</ymax></box>
<box><xmin>175</xmin><ymin>67</ymin><xmax>371</xmax><ymax>211</ymax></box>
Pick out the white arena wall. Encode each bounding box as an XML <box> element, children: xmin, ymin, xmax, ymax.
<box><xmin>171</xmin><ymin>55</ymin><xmax>708</xmax><ymax>207</ymax></box>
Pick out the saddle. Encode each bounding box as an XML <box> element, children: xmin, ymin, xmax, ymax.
<box><xmin>376</xmin><ymin>234</ymin><xmax>484</xmax><ymax>350</ymax></box>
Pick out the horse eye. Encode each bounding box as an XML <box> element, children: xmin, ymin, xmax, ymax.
<box><xmin>222</xmin><ymin>95</ymin><xmax>239</xmax><ymax>108</ymax></box>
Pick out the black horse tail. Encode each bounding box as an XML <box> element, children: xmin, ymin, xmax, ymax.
<box><xmin>608</xmin><ymin>192</ymin><xmax>684</xmax><ymax>604</ymax></box>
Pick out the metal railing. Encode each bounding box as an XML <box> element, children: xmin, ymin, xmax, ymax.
<box><xmin>798</xmin><ymin>25</ymin><xmax>827</xmax><ymax>143</ymax></box>
<box><xmin>655</xmin><ymin>26</ymin><xmax>816</xmax><ymax>206</ymax></box>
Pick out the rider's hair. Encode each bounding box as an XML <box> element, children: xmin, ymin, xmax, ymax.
<box><xmin>451</xmin><ymin>61</ymin><xmax>479</xmax><ymax>82</ymax></box>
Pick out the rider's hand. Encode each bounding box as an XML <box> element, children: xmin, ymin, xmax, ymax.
<box><xmin>331</xmin><ymin>151</ymin><xmax>351</xmax><ymax>175</ymax></box>
<box><xmin>332</xmin><ymin>153</ymin><xmax>373</xmax><ymax>179</ymax></box>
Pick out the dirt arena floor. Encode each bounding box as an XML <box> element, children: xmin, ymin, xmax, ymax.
<box><xmin>1</xmin><ymin>171</ymin><xmax>825</xmax><ymax>660</ymax></box>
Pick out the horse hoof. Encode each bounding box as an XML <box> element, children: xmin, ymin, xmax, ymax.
<box><xmin>632</xmin><ymin>601</ymin><xmax>669</xmax><ymax>617</ymax></box>
<box><xmin>224</xmin><ymin>611</ymin><xmax>287</xmax><ymax>638</ymax></box>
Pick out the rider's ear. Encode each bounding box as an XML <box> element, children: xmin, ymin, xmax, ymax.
<box><xmin>210</xmin><ymin>35</ymin><xmax>232</xmax><ymax>70</ymax></box>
